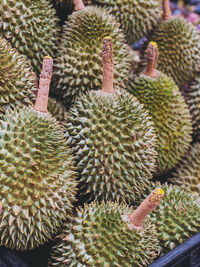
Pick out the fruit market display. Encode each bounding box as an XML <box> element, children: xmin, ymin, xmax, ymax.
<box><xmin>0</xmin><ymin>0</ymin><xmax>200</xmax><ymax>266</ymax></box>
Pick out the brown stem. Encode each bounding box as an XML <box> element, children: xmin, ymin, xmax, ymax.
<box><xmin>0</xmin><ymin>203</ymin><xmax>2</xmax><ymax>215</ymax></box>
<box><xmin>144</xmin><ymin>42</ymin><xmax>158</xmax><ymax>78</ymax></box>
<box><xmin>130</xmin><ymin>188</ymin><xmax>164</xmax><ymax>229</ymax></box>
<box><xmin>74</xmin><ymin>0</ymin><xmax>85</xmax><ymax>11</ymax></box>
<box><xmin>32</xmin><ymin>72</ymin><xmax>39</xmax><ymax>97</ymax></box>
<box><xmin>162</xmin><ymin>0</ymin><xmax>172</xmax><ymax>20</ymax></box>
<box><xmin>34</xmin><ymin>56</ymin><xmax>53</xmax><ymax>113</ymax></box>
<box><xmin>101</xmin><ymin>36</ymin><xmax>114</xmax><ymax>94</ymax></box>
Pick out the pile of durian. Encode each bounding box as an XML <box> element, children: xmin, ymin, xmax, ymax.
<box><xmin>0</xmin><ymin>0</ymin><xmax>200</xmax><ymax>266</ymax></box>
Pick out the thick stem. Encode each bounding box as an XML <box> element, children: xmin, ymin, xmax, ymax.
<box><xmin>101</xmin><ymin>36</ymin><xmax>114</xmax><ymax>94</ymax></box>
<box><xmin>34</xmin><ymin>56</ymin><xmax>53</xmax><ymax>113</ymax></box>
<box><xmin>74</xmin><ymin>0</ymin><xmax>85</xmax><ymax>11</ymax></box>
<box><xmin>130</xmin><ymin>188</ymin><xmax>164</xmax><ymax>229</ymax></box>
<box><xmin>144</xmin><ymin>42</ymin><xmax>158</xmax><ymax>78</ymax></box>
<box><xmin>32</xmin><ymin>72</ymin><xmax>39</xmax><ymax>97</ymax></box>
<box><xmin>162</xmin><ymin>0</ymin><xmax>172</xmax><ymax>20</ymax></box>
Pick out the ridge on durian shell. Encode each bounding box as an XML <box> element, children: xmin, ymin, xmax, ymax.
<box><xmin>184</xmin><ymin>74</ymin><xmax>200</xmax><ymax>142</ymax></box>
<box><xmin>0</xmin><ymin>37</ymin><xmax>36</xmax><ymax>115</ymax></box>
<box><xmin>145</xmin><ymin>17</ymin><xmax>200</xmax><ymax>88</ymax></box>
<box><xmin>128</xmin><ymin>72</ymin><xmax>192</xmax><ymax>175</ymax></box>
<box><xmin>169</xmin><ymin>142</ymin><xmax>200</xmax><ymax>196</ymax></box>
<box><xmin>54</xmin><ymin>6</ymin><xmax>131</xmax><ymax>107</ymax></box>
<box><xmin>0</xmin><ymin>0</ymin><xmax>59</xmax><ymax>75</ymax></box>
<box><xmin>87</xmin><ymin>0</ymin><xmax>162</xmax><ymax>44</ymax></box>
<box><xmin>0</xmin><ymin>106</ymin><xmax>77</xmax><ymax>251</ymax></box>
<box><xmin>47</xmin><ymin>97</ymin><xmax>67</xmax><ymax>124</ymax></box>
<box><xmin>65</xmin><ymin>89</ymin><xmax>158</xmax><ymax>204</ymax></box>
<box><xmin>48</xmin><ymin>201</ymin><xmax>159</xmax><ymax>266</ymax></box>
<box><xmin>142</xmin><ymin>182</ymin><xmax>200</xmax><ymax>255</ymax></box>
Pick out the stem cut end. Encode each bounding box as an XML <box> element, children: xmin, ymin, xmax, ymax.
<box><xmin>34</xmin><ymin>56</ymin><xmax>53</xmax><ymax>113</ymax></box>
<box><xmin>130</xmin><ymin>188</ymin><xmax>164</xmax><ymax>229</ymax></box>
<box><xmin>74</xmin><ymin>0</ymin><xmax>85</xmax><ymax>11</ymax></box>
<box><xmin>101</xmin><ymin>36</ymin><xmax>114</xmax><ymax>94</ymax></box>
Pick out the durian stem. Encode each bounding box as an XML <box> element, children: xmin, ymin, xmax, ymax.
<box><xmin>144</xmin><ymin>42</ymin><xmax>158</xmax><ymax>78</ymax></box>
<box><xmin>32</xmin><ymin>72</ymin><xmax>39</xmax><ymax>97</ymax></box>
<box><xmin>130</xmin><ymin>188</ymin><xmax>164</xmax><ymax>228</ymax></box>
<box><xmin>0</xmin><ymin>203</ymin><xmax>2</xmax><ymax>215</ymax></box>
<box><xmin>34</xmin><ymin>56</ymin><xmax>53</xmax><ymax>113</ymax></box>
<box><xmin>101</xmin><ymin>37</ymin><xmax>114</xmax><ymax>94</ymax></box>
<box><xmin>162</xmin><ymin>0</ymin><xmax>171</xmax><ymax>20</ymax></box>
<box><xmin>74</xmin><ymin>0</ymin><xmax>85</xmax><ymax>11</ymax></box>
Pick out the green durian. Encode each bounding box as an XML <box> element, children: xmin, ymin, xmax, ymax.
<box><xmin>88</xmin><ymin>0</ymin><xmax>162</xmax><ymax>44</ymax></box>
<box><xmin>65</xmin><ymin>37</ymin><xmax>157</xmax><ymax>204</ymax></box>
<box><xmin>0</xmin><ymin>57</ymin><xmax>77</xmax><ymax>250</ymax></box>
<box><xmin>128</xmin><ymin>42</ymin><xmax>192</xmax><ymax>175</ymax></box>
<box><xmin>169</xmin><ymin>143</ymin><xmax>200</xmax><ymax>196</ymax></box>
<box><xmin>0</xmin><ymin>37</ymin><xmax>36</xmax><ymax>114</ymax></box>
<box><xmin>47</xmin><ymin>97</ymin><xmax>67</xmax><ymax>124</ymax></box>
<box><xmin>48</xmin><ymin>201</ymin><xmax>160</xmax><ymax>266</ymax></box>
<box><xmin>54</xmin><ymin>3</ymin><xmax>131</xmax><ymax>107</ymax></box>
<box><xmin>143</xmin><ymin>182</ymin><xmax>200</xmax><ymax>255</ymax></box>
<box><xmin>0</xmin><ymin>0</ymin><xmax>59</xmax><ymax>75</ymax></box>
<box><xmin>145</xmin><ymin>0</ymin><xmax>200</xmax><ymax>88</ymax></box>
<box><xmin>184</xmin><ymin>74</ymin><xmax>200</xmax><ymax>141</ymax></box>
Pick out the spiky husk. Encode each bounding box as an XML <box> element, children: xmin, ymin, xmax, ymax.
<box><xmin>143</xmin><ymin>182</ymin><xmax>200</xmax><ymax>255</ymax></box>
<box><xmin>146</xmin><ymin>17</ymin><xmax>200</xmax><ymax>88</ymax></box>
<box><xmin>54</xmin><ymin>6</ymin><xmax>131</xmax><ymax>107</ymax></box>
<box><xmin>0</xmin><ymin>107</ymin><xmax>77</xmax><ymax>250</ymax></box>
<box><xmin>184</xmin><ymin>74</ymin><xmax>200</xmax><ymax>141</ymax></box>
<box><xmin>89</xmin><ymin>0</ymin><xmax>162</xmax><ymax>44</ymax></box>
<box><xmin>47</xmin><ymin>97</ymin><xmax>67</xmax><ymax>124</ymax></box>
<box><xmin>49</xmin><ymin>202</ymin><xmax>159</xmax><ymax>266</ymax></box>
<box><xmin>128</xmin><ymin>72</ymin><xmax>192</xmax><ymax>175</ymax></box>
<box><xmin>0</xmin><ymin>38</ymin><xmax>36</xmax><ymax>114</ymax></box>
<box><xmin>65</xmin><ymin>89</ymin><xmax>157</xmax><ymax>204</ymax></box>
<box><xmin>169</xmin><ymin>143</ymin><xmax>200</xmax><ymax>196</ymax></box>
<box><xmin>0</xmin><ymin>0</ymin><xmax>59</xmax><ymax>75</ymax></box>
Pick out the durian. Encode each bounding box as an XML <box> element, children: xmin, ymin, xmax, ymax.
<box><xmin>143</xmin><ymin>182</ymin><xmax>200</xmax><ymax>255</ymax></box>
<box><xmin>184</xmin><ymin>74</ymin><xmax>200</xmax><ymax>141</ymax></box>
<box><xmin>0</xmin><ymin>0</ymin><xmax>58</xmax><ymax>74</ymax></box>
<box><xmin>128</xmin><ymin>42</ymin><xmax>192</xmax><ymax>175</ymax></box>
<box><xmin>0</xmin><ymin>37</ymin><xmax>36</xmax><ymax>115</ymax></box>
<box><xmin>47</xmin><ymin>97</ymin><xmax>67</xmax><ymax>125</ymax></box>
<box><xmin>48</xmin><ymin>188</ymin><xmax>164</xmax><ymax>266</ymax></box>
<box><xmin>0</xmin><ymin>57</ymin><xmax>77</xmax><ymax>250</ymax></box>
<box><xmin>145</xmin><ymin>0</ymin><xmax>200</xmax><ymax>88</ymax></box>
<box><xmin>65</xmin><ymin>37</ymin><xmax>157</xmax><ymax>204</ymax></box>
<box><xmin>88</xmin><ymin>0</ymin><xmax>162</xmax><ymax>44</ymax></box>
<box><xmin>54</xmin><ymin>0</ymin><xmax>131</xmax><ymax>107</ymax></box>
<box><xmin>169</xmin><ymin>143</ymin><xmax>200</xmax><ymax>196</ymax></box>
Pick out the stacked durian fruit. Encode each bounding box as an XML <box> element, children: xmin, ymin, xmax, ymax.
<box><xmin>0</xmin><ymin>0</ymin><xmax>200</xmax><ymax>266</ymax></box>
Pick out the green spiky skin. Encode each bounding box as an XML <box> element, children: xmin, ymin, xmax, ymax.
<box><xmin>47</xmin><ymin>97</ymin><xmax>67</xmax><ymax>124</ymax></box>
<box><xmin>0</xmin><ymin>38</ymin><xmax>36</xmax><ymax>115</ymax></box>
<box><xmin>0</xmin><ymin>107</ymin><xmax>77</xmax><ymax>250</ymax></box>
<box><xmin>169</xmin><ymin>143</ymin><xmax>200</xmax><ymax>196</ymax></box>
<box><xmin>147</xmin><ymin>17</ymin><xmax>200</xmax><ymax>88</ymax></box>
<box><xmin>128</xmin><ymin>72</ymin><xmax>192</xmax><ymax>175</ymax></box>
<box><xmin>144</xmin><ymin>183</ymin><xmax>200</xmax><ymax>255</ymax></box>
<box><xmin>49</xmin><ymin>202</ymin><xmax>159</xmax><ymax>267</ymax></box>
<box><xmin>89</xmin><ymin>0</ymin><xmax>162</xmax><ymax>44</ymax></box>
<box><xmin>0</xmin><ymin>0</ymin><xmax>59</xmax><ymax>75</ymax></box>
<box><xmin>54</xmin><ymin>6</ymin><xmax>131</xmax><ymax>107</ymax></box>
<box><xmin>65</xmin><ymin>89</ymin><xmax>157</xmax><ymax>204</ymax></box>
<box><xmin>184</xmin><ymin>75</ymin><xmax>200</xmax><ymax>141</ymax></box>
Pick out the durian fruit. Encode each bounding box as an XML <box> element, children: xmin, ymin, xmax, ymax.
<box><xmin>169</xmin><ymin>143</ymin><xmax>200</xmax><ymax>196</ymax></box>
<box><xmin>0</xmin><ymin>57</ymin><xmax>77</xmax><ymax>251</ymax></box>
<box><xmin>65</xmin><ymin>37</ymin><xmax>157</xmax><ymax>204</ymax></box>
<box><xmin>49</xmin><ymin>188</ymin><xmax>164</xmax><ymax>266</ymax></box>
<box><xmin>128</xmin><ymin>42</ymin><xmax>192</xmax><ymax>175</ymax></box>
<box><xmin>145</xmin><ymin>0</ymin><xmax>200</xmax><ymax>88</ymax></box>
<box><xmin>0</xmin><ymin>37</ymin><xmax>36</xmax><ymax>114</ymax></box>
<box><xmin>143</xmin><ymin>182</ymin><xmax>200</xmax><ymax>255</ymax></box>
<box><xmin>47</xmin><ymin>97</ymin><xmax>67</xmax><ymax>124</ymax></box>
<box><xmin>0</xmin><ymin>0</ymin><xmax>59</xmax><ymax>75</ymax></box>
<box><xmin>54</xmin><ymin>0</ymin><xmax>131</xmax><ymax>107</ymax></box>
<box><xmin>184</xmin><ymin>74</ymin><xmax>200</xmax><ymax>141</ymax></box>
<box><xmin>88</xmin><ymin>0</ymin><xmax>162</xmax><ymax>45</ymax></box>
